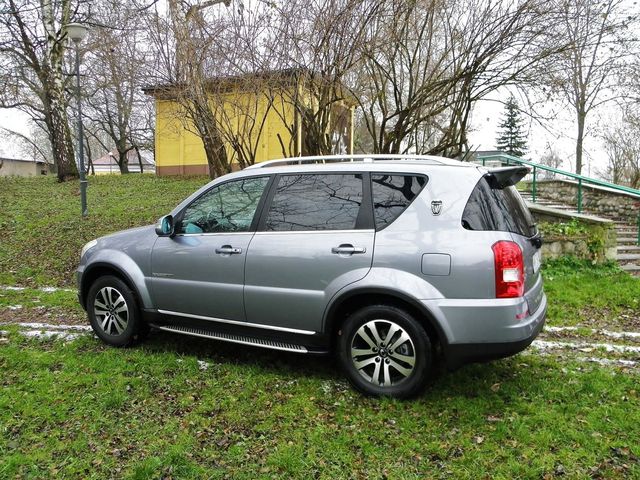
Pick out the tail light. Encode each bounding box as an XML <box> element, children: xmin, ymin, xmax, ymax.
<box><xmin>492</xmin><ymin>241</ymin><xmax>524</xmax><ymax>298</ymax></box>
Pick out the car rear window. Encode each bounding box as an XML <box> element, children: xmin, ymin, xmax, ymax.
<box><xmin>462</xmin><ymin>177</ymin><xmax>536</xmax><ymax>237</ymax></box>
<box><xmin>371</xmin><ymin>174</ymin><xmax>428</xmax><ymax>230</ymax></box>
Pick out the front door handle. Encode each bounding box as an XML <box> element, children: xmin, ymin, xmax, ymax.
<box><xmin>215</xmin><ymin>245</ymin><xmax>242</xmax><ymax>255</ymax></box>
<box><xmin>331</xmin><ymin>244</ymin><xmax>366</xmax><ymax>255</ymax></box>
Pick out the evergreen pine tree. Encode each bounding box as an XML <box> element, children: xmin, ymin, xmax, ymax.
<box><xmin>495</xmin><ymin>96</ymin><xmax>528</xmax><ymax>157</ymax></box>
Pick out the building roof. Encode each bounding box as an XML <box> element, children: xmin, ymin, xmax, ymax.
<box><xmin>92</xmin><ymin>149</ymin><xmax>155</xmax><ymax>167</ymax></box>
<box><xmin>0</xmin><ymin>157</ymin><xmax>49</xmax><ymax>165</ymax></box>
<box><xmin>143</xmin><ymin>67</ymin><xmax>357</xmax><ymax>105</ymax></box>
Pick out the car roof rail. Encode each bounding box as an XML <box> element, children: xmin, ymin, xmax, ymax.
<box><xmin>244</xmin><ymin>154</ymin><xmax>461</xmax><ymax>170</ymax></box>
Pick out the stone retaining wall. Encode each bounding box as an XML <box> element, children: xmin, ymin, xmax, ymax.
<box><xmin>523</xmin><ymin>179</ymin><xmax>640</xmax><ymax>222</ymax></box>
<box><xmin>528</xmin><ymin>203</ymin><xmax>617</xmax><ymax>263</ymax></box>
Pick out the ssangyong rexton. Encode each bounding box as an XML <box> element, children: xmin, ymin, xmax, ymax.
<box><xmin>77</xmin><ymin>155</ymin><xmax>546</xmax><ymax>398</ymax></box>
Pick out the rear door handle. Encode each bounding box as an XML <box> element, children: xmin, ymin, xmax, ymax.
<box><xmin>215</xmin><ymin>245</ymin><xmax>242</xmax><ymax>255</ymax></box>
<box><xmin>331</xmin><ymin>244</ymin><xmax>366</xmax><ymax>255</ymax></box>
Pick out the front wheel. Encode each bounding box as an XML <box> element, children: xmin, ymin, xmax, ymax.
<box><xmin>338</xmin><ymin>305</ymin><xmax>432</xmax><ymax>398</ymax></box>
<box><xmin>87</xmin><ymin>275</ymin><xmax>147</xmax><ymax>347</ymax></box>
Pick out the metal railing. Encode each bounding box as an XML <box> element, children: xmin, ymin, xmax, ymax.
<box><xmin>476</xmin><ymin>153</ymin><xmax>640</xmax><ymax>246</ymax></box>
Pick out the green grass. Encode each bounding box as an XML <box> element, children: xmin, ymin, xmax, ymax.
<box><xmin>0</xmin><ymin>287</ymin><xmax>79</xmax><ymax>311</ymax></box>
<box><xmin>1</xmin><ymin>177</ymin><xmax>640</xmax><ymax>477</ymax></box>
<box><xmin>1</xmin><ymin>334</ymin><xmax>638</xmax><ymax>479</ymax></box>
<box><xmin>542</xmin><ymin>258</ymin><xmax>640</xmax><ymax>328</ymax></box>
<box><xmin>0</xmin><ymin>175</ymin><xmax>208</xmax><ymax>287</ymax></box>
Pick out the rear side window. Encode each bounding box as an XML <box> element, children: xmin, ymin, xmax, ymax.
<box><xmin>371</xmin><ymin>174</ymin><xmax>427</xmax><ymax>230</ymax></box>
<box><xmin>462</xmin><ymin>177</ymin><xmax>536</xmax><ymax>237</ymax></box>
<box><xmin>265</xmin><ymin>174</ymin><xmax>364</xmax><ymax>231</ymax></box>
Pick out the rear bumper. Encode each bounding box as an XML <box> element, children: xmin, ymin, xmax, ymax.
<box><xmin>422</xmin><ymin>292</ymin><xmax>547</xmax><ymax>370</ymax></box>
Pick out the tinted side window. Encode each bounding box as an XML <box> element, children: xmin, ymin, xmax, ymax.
<box><xmin>462</xmin><ymin>178</ymin><xmax>536</xmax><ymax>237</ymax></box>
<box><xmin>179</xmin><ymin>176</ymin><xmax>269</xmax><ymax>234</ymax></box>
<box><xmin>371</xmin><ymin>174</ymin><xmax>427</xmax><ymax>230</ymax></box>
<box><xmin>265</xmin><ymin>174</ymin><xmax>364</xmax><ymax>231</ymax></box>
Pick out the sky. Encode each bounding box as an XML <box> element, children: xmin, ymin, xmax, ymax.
<box><xmin>0</xmin><ymin>109</ymin><xmax>31</xmax><ymax>158</ymax></box>
<box><xmin>467</xmin><ymin>91</ymin><xmax>609</xmax><ymax>178</ymax></box>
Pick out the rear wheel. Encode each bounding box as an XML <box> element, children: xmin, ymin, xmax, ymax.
<box><xmin>87</xmin><ymin>275</ymin><xmax>147</xmax><ymax>347</ymax></box>
<box><xmin>338</xmin><ymin>305</ymin><xmax>431</xmax><ymax>398</ymax></box>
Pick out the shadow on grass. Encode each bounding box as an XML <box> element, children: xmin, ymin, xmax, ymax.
<box><xmin>141</xmin><ymin>329</ymin><xmax>340</xmax><ymax>379</ymax></box>
<box><xmin>132</xmin><ymin>329</ymin><xmax>526</xmax><ymax>401</ymax></box>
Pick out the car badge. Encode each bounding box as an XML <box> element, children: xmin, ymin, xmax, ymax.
<box><xmin>431</xmin><ymin>200</ymin><xmax>443</xmax><ymax>215</ymax></box>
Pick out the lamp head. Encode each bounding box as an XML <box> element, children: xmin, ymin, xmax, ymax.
<box><xmin>65</xmin><ymin>23</ymin><xmax>88</xmax><ymax>44</ymax></box>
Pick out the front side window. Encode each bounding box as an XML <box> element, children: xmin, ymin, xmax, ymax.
<box><xmin>178</xmin><ymin>176</ymin><xmax>269</xmax><ymax>234</ymax></box>
<box><xmin>265</xmin><ymin>174</ymin><xmax>364</xmax><ymax>231</ymax></box>
<box><xmin>371</xmin><ymin>174</ymin><xmax>428</xmax><ymax>229</ymax></box>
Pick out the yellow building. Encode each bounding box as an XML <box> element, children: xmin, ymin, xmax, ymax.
<box><xmin>144</xmin><ymin>70</ymin><xmax>355</xmax><ymax>176</ymax></box>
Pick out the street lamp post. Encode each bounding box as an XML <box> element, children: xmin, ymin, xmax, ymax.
<box><xmin>66</xmin><ymin>23</ymin><xmax>89</xmax><ymax>217</ymax></box>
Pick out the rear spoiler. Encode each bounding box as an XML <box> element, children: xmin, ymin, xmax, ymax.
<box><xmin>484</xmin><ymin>166</ymin><xmax>530</xmax><ymax>188</ymax></box>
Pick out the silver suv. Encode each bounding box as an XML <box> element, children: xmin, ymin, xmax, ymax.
<box><xmin>77</xmin><ymin>155</ymin><xmax>546</xmax><ymax>398</ymax></box>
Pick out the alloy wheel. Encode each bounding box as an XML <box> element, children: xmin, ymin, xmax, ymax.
<box><xmin>350</xmin><ymin>319</ymin><xmax>416</xmax><ymax>387</ymax></box>
<box><xmin>94</xmin><ymin>286</ymin><xmax>129</xmax><ymax>336</ymax></box>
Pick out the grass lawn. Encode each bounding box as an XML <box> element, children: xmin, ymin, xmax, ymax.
<box><xmin>1</xmin><ymin>176</ymin><xmax>639</xmax><ymax>478</ymax></box>
<box><xmin>1</xmin><ymin>333</ymin><xmax>639</xmax><ymax>479</ymax></box>
<box><xmin>0</xmin><ymin>175</ymin><xmax>208</xmax><ymax>287</ymax></box>
<box><xmin>543</xmin><ymin>258</ymin><xmax>640</xmax><ymax>331</ymax></box>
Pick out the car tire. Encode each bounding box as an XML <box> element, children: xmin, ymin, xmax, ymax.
<box><xmin>338</xmin><ymin>305</ymin><xmax>432</xmax><ymax>398</ymax></box>
<box><xmin>87</xmin><ymin>275</ymin><xmax>147</xmax><ymax>347</ymax></box>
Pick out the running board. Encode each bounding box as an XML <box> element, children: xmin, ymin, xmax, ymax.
<box><xmin>157</xmin><ymin>325</ymin><xmax>309</xmax><ymax>353</ymax></box>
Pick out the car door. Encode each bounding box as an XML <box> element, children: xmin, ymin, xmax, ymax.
<box><xmin>150</xmin><ymin>175</ymin><xmax>270</xmax><ymax>321</ymax></box>
<box><xmin>244</xmin><ymin>172</ymin><xmax>375</xmax><ymax>333</ymax></box>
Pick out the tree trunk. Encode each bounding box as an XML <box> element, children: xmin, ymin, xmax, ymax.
<box><xmin>575</xmin><ymin>111</ymin><xmax>586</xmax><ymax>175</ymax></box>
<box><xmin>134</xmin><ymin>145</ymin><xmax>144</xmax><ymax>173</ymax></box>
<box><xmin>118</xmin><ymin>150</ymin><xmax>130</xmax><ymax>174</ymax></box>
<box><xmin>192</xmin><ymin>110</ymin><xmax>229</xmax><ymax>178</ymax></box>
<box><xmin>201</xmin><ymin>129</ymin><xmax>229</xmax><ymax>178</ymax></box>
<box><xmin>84</xmin><ymin>135</ymin><xmax>95</xmax><ymax>175</ymax></box>
<box><xmin>42</xmin><ymin>0</ymin><xmax>76</xmax><ymax>182</ymax></box>
<box><xmin>45</xmin><ymin>101</ymin><xmax>78</xmax><ymax>181</ymax></box>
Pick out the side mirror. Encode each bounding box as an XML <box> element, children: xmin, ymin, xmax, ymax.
<box><xmin>155</xmin><ymin>215</ymin><xmax>175</xmax><ymax>237</ymax></box>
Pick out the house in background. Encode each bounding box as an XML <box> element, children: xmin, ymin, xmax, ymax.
<box><xmin>91</xmin><ymin>149</ymin><xmax>155</xmax><ymax>174</ymax></box>
<box><xmin>144</xmin><ymin>69</ymin><xmax>355</xmax><ymax>176</ymax></box>
<box><xmin>0</xmin><ymin>157</ymin><xmax>54</xmax><ymax>177</ymax></box>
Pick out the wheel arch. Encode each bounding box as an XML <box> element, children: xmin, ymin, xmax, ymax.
<box><xmin>323</xmin><ymin>288</ymin><xmax>449</xmax><ymax>354</ymax></box>
<box><xmin>80</xmin><ymin>262</ymin><xmax>146</xmax><ymax>310</ymax></box>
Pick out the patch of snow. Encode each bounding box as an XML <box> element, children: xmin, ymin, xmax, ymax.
<box><xmin>579</xmin><ymin>357</ymin><xmax>637</xmax><ymax>367</ymax></box>
<box><xmin>7</xmin><ymin>305</ymin><xmax>22</xmax><ymax>310</ymax></box>
<box><xmin>545</xmin><ymin>326</ymin><xmax>640</xmax><ymax>340</ymax></box>
<box><xmin>532</xmin><ymin>340</ymin><xmax>640</xmax><ymax>354</ymax></box>
<box><xmin>0</xmin><ymin>285</ymin><xmax>74</xmax><ymax>293</ymax></box>
<box><xmin>0</xmin><ymin>322</ymin><xmax>92</xmax><ymax>331</ymax></box>
<box><xmin>19</xmin><ymin>330</ymin><xmax>82</xmax><ymax>340</ymax></box>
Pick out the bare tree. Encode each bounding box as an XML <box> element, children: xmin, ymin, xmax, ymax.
<box><xmin>149</xmin><ymin>0</ymin><xmax>232</xmax><ymax>178</ymax></box>
<box><xmin>202</xmin><ymin>3</ymin><xmax>289</xmax><ymax>168</ymax></box>
<box><xmin>0</xmin><ymin>123</ymin><xmax>51</xmax><ymax>164</ymax></box>
<box><xmin>351</xmin><ymin>0</ymin><xmax>558</xmax><ymax>158</ymax></box>
<box><xmin>264</xmin><ymin>0</ymin><xmax>381</xmax><ymax>156</ymax></box>
<box><xmin>538</xmin><ymin>0</ymin><xmax>637</xmax><ymax>175</ymax></box>
<box><xmin>0</xmin><ymin>0</ymin><xmax>87</xmax><ymax>180</ymax></box>
<box><xmin>81</xmin><ymin>0</ymin><xmax>154</xmax><ymax>174</ymax></box>
<box><xmin>601</xmin><ymin>111</ymin><xmax>640</xmax><ymax>188</ymax></box>
<box><xmin>539</xmin><ymin>143</ymin><xmax>564</xmax><ymax>178</ymax></box>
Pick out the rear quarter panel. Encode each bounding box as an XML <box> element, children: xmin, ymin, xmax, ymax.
<box><xmin>371</xmin><ymin>167</ymin><xmax>512</xmax><ymax>300</ymax></box>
